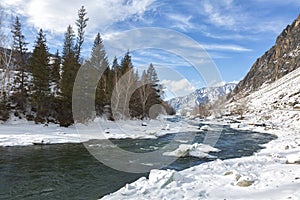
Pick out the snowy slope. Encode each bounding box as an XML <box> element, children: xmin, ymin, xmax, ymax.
<box><xmin>168</xmin><ymin>83</ymin><xmax>236</xmax><ymax>112</ymax></box>
<box><xmin>227</xmin><ymin>66</ymin><xmax>300</xmax><ymax>129</ymax></box>
<box><xmin>101</xmin><ymin>68</ymin><xmax>300</xmax><ymax>200</ymax></box>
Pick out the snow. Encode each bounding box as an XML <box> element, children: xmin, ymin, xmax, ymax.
<box><xmin>0</xmin><ymin>116</ymin><xmax>200</xmax><ymax>147</ymax></box>
<box><xmin>163</xmin><ymin>143</ymin><xmax>220</xmax><ymax>158</ymax></box>
<box><xmin>101</xmin><ymin>66</ymin><xmax>300</xmax><ymax>199</ymax></box>
<box><xmin>1</xmin><ymin>65</ymin><xmax>300</xmax><ymax>199</ymax></box>
<box><xmin>101</xmin><ymin>122</ymin><xmax>300</xmax><ymax>200</ymax></box>
<box><xmin>168</xmin><ymin>83</ymin><xmax>236</xmax><ymax>113</ymax></box>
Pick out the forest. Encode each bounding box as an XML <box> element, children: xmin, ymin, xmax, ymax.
<box><xmin>0</xmin><ymin>6</ymin><xmax>175</xmax><ymax>127</ymax></box>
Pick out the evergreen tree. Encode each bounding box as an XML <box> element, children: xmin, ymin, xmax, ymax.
<box><xmin>145</xmin><ymin>63</ymin><xmax>164</xmax><ymax>118</ymax></box>
<box><xmin>75</xmin><ymin>6</ymin><xmax>89</xmax><ymax>62</ymax></box>
<box><xmin>11</xmin><ymin>16</ymin><xmax>28</xmax><ymax>111</ymax></box>
<box><xmin>120</xmin><ymin>50</ymin><xmax>132</xmax><ymax>74</ymax></box>
<box><xmin>62</xmin><ymin>25</ymin><xmax>75</xmax><ymax>59</ymax></box>
<box><xmin>90</xmin><ymin>33</ymin><xmax>109</xmax><ymax>71</ymax></box>
<box><xmin>60</xmin><ymin>25</ymin><xmax>79</xmax><ymax>126</ymax></box>
<box><xmin>59</xmin><ymin>6</ymin><xmax>89</xmax><ymax>126</ymax></box>
<box><xmin>88</xmin><ymin>33</ymin><xmax>109</xmax><ymax>115</ymax></box>
<box><xmin>111</xmin><ymin>56</ymin><xmax>120</xmax><ymax>76</ymax></box>
<box><xmin>29</xmin><ymin>29</ymin><xmax>51</xmax><ymax>121</ymax></box>
<box><xmin>111</xmin><ymin>56</ymin><xmax>120</xmax><ymax>95</ymax></box>
<box><xmin>147</xmin><ymin>63</ymin><xmax>163</xmax><ymax>97</ymax></box>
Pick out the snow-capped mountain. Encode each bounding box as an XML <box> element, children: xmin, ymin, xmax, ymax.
<box><xmin>168</xmin><ymin>83</ymin><xmax>237</xmax><ymax>112</ymax></box>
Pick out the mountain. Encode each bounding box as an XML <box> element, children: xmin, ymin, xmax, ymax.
<box><xmin>233</xmin><ymin>14</ymin><xmax>300</xmax><ymax>97</ymax></box>
<box><xmin>225</xmin><ymin>63</ymin><xmax>300</xmax><ymax>128</ymax></box>
<box><xmin>168</xmin><ymin>83</ymin><xmax>237</xmax><ymax>112</ymax></box>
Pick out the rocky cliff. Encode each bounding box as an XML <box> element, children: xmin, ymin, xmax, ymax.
<box><xmin>233</xmin><ymin>14</ymin><xmax>300</xmax><ymax>97</ymax></box>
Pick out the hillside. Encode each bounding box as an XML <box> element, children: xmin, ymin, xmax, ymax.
<box><xmin>234</xmin><ymin>14</ymin><xmax>300</xmax><ymax>97</ymax></box>
<box><xmin>226</xmin><ymin>65</ymin><xmax>300</xmax><ymax>128</ymax></box>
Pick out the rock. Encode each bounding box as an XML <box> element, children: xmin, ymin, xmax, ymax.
<box><xmin>236</xmin><ymin>180</ymin><xmax>254</xmax><ymax>187</ymax></box>
<box><xmin>233</xmin><ymin>14</ymin><xmax>300</xmax><ymax>97</ymax></box>
<box><xmin>236</xmin><ymin>177</ymin><xmax>255</xmax><ymax>187</ymax></box>
<box><xmin>285</xmin><ymin>145</ymin><xmax>290</xmax><ymax>150</ymax></box>
<box><xmin>294</xmin><ymin>104</ymin><xmax>300</xmax><ymax>110</ymax></box>
<box><xmin>235</xmin><ymin>174</ymin><xmax>242</xmax><ymax>181</ymax></box>
<box><xmin>224</xmin><ymin>171</ymin><xmax>233</xmax><ymax>176</ymax></box>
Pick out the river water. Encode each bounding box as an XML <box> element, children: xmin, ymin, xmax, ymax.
<box><xmin>0</xmin><ymin>124</ymin><xmax>276</xmax><ymax>200</ymax></box>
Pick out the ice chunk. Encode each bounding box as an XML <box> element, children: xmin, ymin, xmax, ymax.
<box><xmin>163</xmin><ymin>143</ymin><xmax>220</xmax><ymax>158</ymax></box>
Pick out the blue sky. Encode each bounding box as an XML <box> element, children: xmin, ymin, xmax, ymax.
<box><xmin>1</xmin><ymin>0</ymin><xmax>300</xmax><ymax>98</ymax></box>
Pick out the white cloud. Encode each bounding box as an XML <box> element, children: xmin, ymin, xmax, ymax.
<box><xmin>167</xmin><ymin>14</ymin><xmax>194</xmax><ymax>31</ymax></box>
<box><xmin>1</xmin><ymin>0</ymin><xmax>156</xmax><ymax>33</ymax></box>
<box><xmin>202</xmin><ymin>0</ymin><xmax>236</xmax><ymax>28</ymax></box>
<box><xmin>161</xmin><ymin>79</ymin><xmax>195</xmax><ymax>97</ymax></box>
<box><xmin>201</xmin><ymin>44</ymin><xmax>252</xmax><ymax>52</ymax></box>
<box><xmin>199</xmin><ymin>0</ymin><xmax>295</xmax><ymax>36</ymax></box>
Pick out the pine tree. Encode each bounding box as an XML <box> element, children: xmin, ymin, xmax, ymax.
<box><xmin>62</xmin><ymin>25</ymin><xmax>75</xmax><ymax>59</ymax></box>
<box><xmin>75</xmin><ymin>6</ymin><xmax>89</xmax><ymax>62</ymax></box>
<box><xmin>29</xmin><ymin>29</ymin><xmax>51</xmax><ymax>121</ymax></box>
<box><xmin>59</xmin><ymin>6</ymin><xmax>89</xmax><ymax>126</ymax></box>
<box><xmin>11</xmin><ymin>16</ymin><xmax>28</xmax><ymax>111</ymax></box>
<box><xmin>145</xmin><ymin>63</ymin><xmax>164</xmax><ymax>118</ymax></box>
<box><xmin>111</xmin><ymin>57</ymin><xmax>120</xmax><ymax>94</ymax></box>
<box><xmin>147</xmin><ymin>63</ymin><xmax>163</xmax><ymax>97</ymax></box>
<box><xmin>120</xmin><ymin>50</ymin><xmax>133</xmax><ymax>74</ymax></box>
<box><xmin>88</xmin><ymin>33</ymin><xmax>109</xmax><ymax>115</ymax></box>
<box><xmin>111</xmin><ymin>57</ymin><xmax>120</xmax><ymax>76</ymax></box>
<box><xmin>60</xmin><ymin>25</ymin><xmax>79</xmax><ymax>126</ymax></box>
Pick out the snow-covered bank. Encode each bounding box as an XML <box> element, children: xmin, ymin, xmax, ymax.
<box><xmin>101</xmin><ymin>121</ymin><xmax>300</xmax><ymax>200</ymax></box>
<box><xmin>101</xmin><ymin>66</ymin><xmax>300</xmax><ymax>199</ymax></box>
<box><xmin>0</xmin><ymin>117</ymin><xmax>199</xmax><ymax>147</ymax></box>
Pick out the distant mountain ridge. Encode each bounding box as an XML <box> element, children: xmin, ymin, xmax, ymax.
<box><xmin>168</xmin><ymin>83</ymin><xmax>237</xmax><ymax>112</ymax></box>
<box><xmin>234</xmin><ymin>14</ymin><xmax>300</xmax><ymax>97</ymax></box>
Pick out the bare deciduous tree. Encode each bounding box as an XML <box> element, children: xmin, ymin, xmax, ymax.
<box><xmin>0</xmin><ymin>8</ymin><xmax>13</xmax><ymax>100</ymax></box>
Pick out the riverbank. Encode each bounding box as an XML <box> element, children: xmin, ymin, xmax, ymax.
<box><xmin>0</xmin><ymin>116</ymin><xmax>199</xmax><ymax>146</ymax></box>
<box><xmin>101</xmin><ymin>113</ymin><xmax>300</xmax><ymax>200</ymax></box>
<box><xmin>1</xmin><ymin>113</ymin><xmax>300</xmax><ymax>199</ymax></box>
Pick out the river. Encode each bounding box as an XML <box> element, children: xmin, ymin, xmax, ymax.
<box><xmin>0</xmin><ymin>124</ymin><xmax>276</xmax><ymax>199</ymax></box>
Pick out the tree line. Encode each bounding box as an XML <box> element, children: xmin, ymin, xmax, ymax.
<box><xmin>0</xmin><ymin>6</ymin><xmax>174</xmax><ymax>126</ymax></box>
